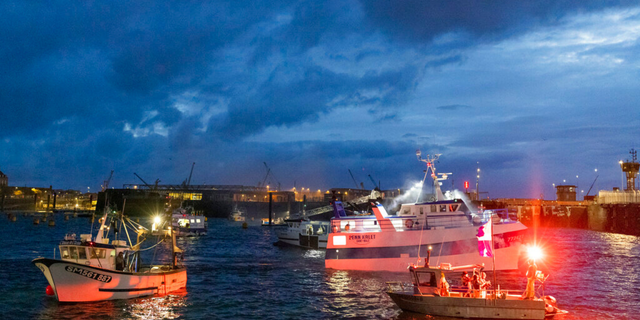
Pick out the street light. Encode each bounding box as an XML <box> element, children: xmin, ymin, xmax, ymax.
<box><xmin>619</xmin><ymin>160</ymin><xmax>624</xmax><ymax>190</ymax></box>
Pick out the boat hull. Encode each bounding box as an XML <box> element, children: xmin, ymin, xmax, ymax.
<box><xmin>33</xmin><ymin>258</ymin><xmax>187</xmax><ymax>302</ymax></box>
<box><xmin>387</xmin><ymin>292</ymin><xmax>546</xmax><ymax>319</ymax></box>
<box><xmin>275</xmin><ymin>234</ymin><xmax>327</xmax><ymax>249</ymax></box>
<box><xmin>326</xmin><ymin>223</ymin><xmax>528</xmax><ymax>271</ymax></box>
<box><xmin>176</xmin><ymin>227</ymin><xmax>207</xmax><ymax>237</ymax></box>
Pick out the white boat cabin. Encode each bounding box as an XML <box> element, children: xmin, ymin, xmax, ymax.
<box><xmin>58</xmin><ymin>234</ymin><xmax>135</xmax><ymax>271</ymax></box>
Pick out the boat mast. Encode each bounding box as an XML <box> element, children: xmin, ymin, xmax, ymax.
<box><xmin>491</xmin><ymin>216</ymin><xmax>497</xmax><ymax>299</ymax></box>
<box><xmin>416</xmin><ymin>150</ymin><xmax>444</xmax><ymax>202</ymax></box>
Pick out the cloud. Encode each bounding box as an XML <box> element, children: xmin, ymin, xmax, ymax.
<box><xmin>437</xmin><ymin>104</ymin><xmax>472</xmax><ymax>111</ymax></box>
<box><xmin>0</xmin><ymin>0</ymin><xmax>639</xmax><ymax>200</ymax></box>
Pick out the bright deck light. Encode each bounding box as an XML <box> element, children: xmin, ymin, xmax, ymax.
<box><xmin>153</xmin><ymin>216</ymin><xmax>161</xmax><ymax>225</ymax></box>
<box><xmin>527</xmin><ymin>246</ymin><xmax>543</xmax><ymax>261</ymax></box>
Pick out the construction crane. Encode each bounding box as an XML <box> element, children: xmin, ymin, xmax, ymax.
<box><xmin>585</xmin><ymin>175</ymin><xmax>599</xmax><ymax>197</ymax></box>
<box><xmin>262</xmin><ymin>162</ymin><xmax>281</xmax><ymax>191</ymax></box>
<box><xmin>348</xmin><ymin>169</ymin><xmax>363</xmax><ymax>189</ymax></box>
<box><xmin>368</xmin><ymin>174</ymin><xmax>379</xmax><ymax>190</ymax></box>
<box><xmin>134</xmin><ymin>173</ymin><xmax>153</xmax><ymax>190</ymax></box>
<box><xmin>186</xmin><ymin>162</ymin><xmax>195</xmax><ymax>188</ymax></box>
<box><xmin>101</xmin><ymin>170</ymin><xmax>114</xmax><ymax>192</ymax></box>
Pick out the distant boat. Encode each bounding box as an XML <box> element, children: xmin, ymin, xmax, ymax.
<box><xmin>275</xmin><ymin>218</ymin><xmax>329</xmax><ymax>249</ymax></box>
<box><xmin>262</xmin><ymin>217</ymin><xmax>286</xmax><ymax>226</ymax></box>
<box><xmin>229</xmin><ymin>206</ymin><xmax>246</xmax><ymax>222</ymax></box>
<box><xmin>172</xmin><ymin>206</ymin><xmax>207</xmax><ymax>236</ymax></box>
<box><xmin>33</xmin><ymin>204</ymin><xmax>187</xmax><ymax>302</ymax></box>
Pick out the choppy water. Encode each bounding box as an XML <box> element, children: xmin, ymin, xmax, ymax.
<box><xmin>1</xmin><ymin>213</ymin><xmax>639</xmax><ymax>319</ymax></box>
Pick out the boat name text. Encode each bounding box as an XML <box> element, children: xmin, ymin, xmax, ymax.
<box><xmin>65</xmin><ymin>266</ymin><xmax>112</xmax><ymax>283</ymax></box>
<box><xmin>348</xmin><ymin>234</ymin><xmax>375</xmax><ymax>244</ymax></box>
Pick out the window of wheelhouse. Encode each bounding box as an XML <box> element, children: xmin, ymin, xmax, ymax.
<box><xmin>89</xmin><ymin>248</ymin><xmax>107</xmax><ymax>259</ymax></box>
<box><xmin>69</xmin><ymin>247</ymin><xmax>78</xmax><ymax>260</ymax></box>
<box><xmin>415</xmin><ymin>271</ymin><xmax>437</xmax><ymax>287</ymax></box>
<box><xmin>77</xmin><ymin>247</ymin><xmax>87</xmax><ymax>259</ymax></box>
<box><xmin>60</xmin><ymin>246</ymin><xmax>70</xmax><ymax>259</ymax></box>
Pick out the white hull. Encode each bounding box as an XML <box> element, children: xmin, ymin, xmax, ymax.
<box><xmin>277</xmin><ymin>221</ymin><xmax>329</xmax><ymax>249</ymax></box>
<box><xmin>326</xmin><ymin>223</ymin><xmax>528</xmax><ymax>272</ymax></box>
<box><xmin>33</xmin><ymin>258</ymin><xmax>187</xmax><ymax>302</ymax></box>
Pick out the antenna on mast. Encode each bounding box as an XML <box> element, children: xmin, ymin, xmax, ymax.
<box><xmin>416</xmin><ymin>150</ymin><xmax>444</xmax><ymax>202</ymax></box>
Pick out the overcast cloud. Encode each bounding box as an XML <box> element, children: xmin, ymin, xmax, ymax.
<box><xmin>1</xmin><ymin>1</ymin><xmax>639</xmax><ymax>199</ymax></box>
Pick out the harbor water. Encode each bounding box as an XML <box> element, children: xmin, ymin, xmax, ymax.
<box><xmin>1</xmin><ymin>214</ymin><xmax>639</xmax><ymax>319</ymax></box>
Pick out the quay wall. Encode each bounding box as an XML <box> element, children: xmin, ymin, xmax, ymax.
<box><xmin>491</xmin><ymin>200</ymin><xmax>640</xmax><ymax>237</ymax></box>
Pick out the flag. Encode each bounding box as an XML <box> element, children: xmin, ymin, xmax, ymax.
<box><xmin>476</xmin><ymin>221</ymin><xmax>493</xmax><ymax>257</ymax></box>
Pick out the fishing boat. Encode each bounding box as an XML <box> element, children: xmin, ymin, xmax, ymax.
<box><xmin>386</xmin><ymin>260</ymin><xmax>562</xmax><ymax>319</ymax></box>
<box><xmin>325</xmin><ymin>152</ymin><xmax>529</xmax><ymax>272</ymax></box>
<box><xmin>262</xmin><ymin>217</ymin><xmax>286</xmax><ymax>226</ymax></box>
<box><xmin>32</xmin><ymin>206</ymin><xmax>187</xmax><ymax>302</ymax></box>
<box><xmin>275</xmin><ymin>218</ymin><xmax>329</xmax><ymax>249</ymax></box>
<box><xmin>229</xmin><ymin>206</ymin><xmax>246</xmax><ymax>222</ymax></box>
<box><xmin>172</xmin><ymin>206</ymin><xmax>207</xmax><ymax>236</ymax></box>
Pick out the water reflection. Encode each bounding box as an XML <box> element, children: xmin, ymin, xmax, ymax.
<box><xmin>126</xmin><ymin>289</ymin><xmax>188</xmax><ymax>319</ymax></box>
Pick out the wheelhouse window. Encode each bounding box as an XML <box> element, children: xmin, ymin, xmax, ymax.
<box><xmin>77</xmin><ymin>247</ymin><xmax>87</xmax><ymax>259</ymax></box>
<box><xmin>69</xmin><ymin>247</ymin><xmax>78</xmax><ymax>260</ymax></box>
<box><xmin>61</xmin><ymin>246</ymin><xmax>70</xmax><ymax>259</ymax></box>
<box><xmin>440</xmin><ymin>205</ymin><xmax>447</xmax><ymax>212</ymax></box>
<box><xmin>89</xmin><ymin>248</ymin><xmax>106</xmax><ymax>259</ymax></box>
<box><xmin>415</xmin><ymin>271</ymin><xmax>437</xmax><ymax>287</ymax></box>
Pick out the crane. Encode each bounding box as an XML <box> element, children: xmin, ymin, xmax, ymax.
<box><xmin>348</xmin><ymin>169</ymin><xmax>363</xmax><ymax>189</ymax></box>
<box><xmin>186</xmin><ymin>162</ymin><xmax>195</xmax><ymax>188</ymax></box>
<box><xmin>585</xmin><ymin>175</ymin><xmax>599</xmax><ymax>197</ymax></box>
<box><xmin>101</xmin><ymin>170</ymin><xmax>114</xmax><ymax>192</ymax></box>
<box><xmin>262</xmin><ymin>162</ymin><xmax>281</xmax><ymax>191</ymax></box>
<box><xmin>259</xmin><ymin>167</ymin><xmax>271</xmax><ymax>188</ymax></box>
<box><xmin>368</xmin><ymin>174</ymin><xmax>379</xmax><ymax>190</ymax></box>
<box><xmin>134</xmin><ymin>173</ymin><xmax>153</xmax><ymax>189</ymax></box>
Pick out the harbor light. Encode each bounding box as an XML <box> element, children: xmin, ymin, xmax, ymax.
<box><xmin>152</xmin><ymin>216</ymin><xmax>162</xmax><ymax>232</ymax></box>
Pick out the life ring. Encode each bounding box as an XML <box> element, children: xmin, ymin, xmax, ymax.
<box><xmin>405</xmin><ymin>219</ymin><xmax>414</xmax><ymax>229</ymax></box>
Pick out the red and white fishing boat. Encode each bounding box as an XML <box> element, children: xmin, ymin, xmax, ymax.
<box><xmin>33</xmin><ymin>206</ymin><xmax>187</xmax><ymax>302</ymax></box>
<box><xmin>325</xmin><ymin>152</ymin><xmax>529</xmax><ymax>272</ymax></box>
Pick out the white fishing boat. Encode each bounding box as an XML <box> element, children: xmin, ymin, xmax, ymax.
<box><xmin>275</xmin><ymin>218</ymin><xmax>329</xmax><ymax>249</ymax></box>
<box><xmin>172</xmin><ymin>206</ymin><xmax>207</xmax><ymax>236</ymax></box>
<box><xmin>33</xmin><ymin>205</ymin><xmax>187</xmax><ymax>302</ymax></box>
<box><xmin>325</xmin><ymin>152</ymin><xmax>529</xmax><ymax>272</ymax></box>
<box><xmin>262</xmin><ymin>217</ymin><xmax>286</xmax><ymax>226</ymax></box>
<box><xmin>229</xmin><ymin>208</ymin><xmax>246</xmax><ymax>222</ymax></box>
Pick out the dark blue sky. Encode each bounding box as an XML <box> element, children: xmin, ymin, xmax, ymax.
<box><xmin>1</xmin><ymin>1</ymin><xmax>639</xmax><ymax>199</ymax></box>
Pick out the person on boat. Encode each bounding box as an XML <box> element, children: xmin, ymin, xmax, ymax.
<box><xmin>461</xmin><ymin>271</ymin><xmax>471</xmax><ymax>297</ymax></box>
<box><xmin>116</xmin><ymin>252</ymin><xmax>124</xmax><ymax>271</ymax></box>
<box><xmin>438</xmin><ymin>272</ymin><xmax>450</xmax><ymax>297</ymax></box>
<box><xmin>471</xmin><ymin>272</ymin><xmax>481</xmax><ymax>297</ymax></box>
<box><xmin>523</xmin><ymin>259</ymin><xmax>537</xmax><ymax>299</ymax></box>
<box><xmin>479</xmin><ymin>269</ymin><xmax>491</xmax><ymax>298</ymax></box>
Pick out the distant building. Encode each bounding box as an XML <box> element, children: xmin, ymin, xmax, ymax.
<box><xmin>0</xmin><ymin>169</ymin><xmax>7</xmax><ymax>187</ymax></box>
<box><xmin>556</xmin><ymin>185</ymin><xmax>577</xmax><ymax>201</ymax></box>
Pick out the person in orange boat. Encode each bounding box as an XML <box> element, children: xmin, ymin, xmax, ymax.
<box><xmin>523</xmin><ymin>259</ymin><xmax>537</xmax><ymax>299</ymax></box>
<box><xmin>438</xmin><ymin>272</ymin><xmax>450</xmax><ymax>297</ymax></box>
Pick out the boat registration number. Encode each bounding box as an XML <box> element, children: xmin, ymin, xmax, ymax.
<box><xmin>65</xmin><ymin>266</ymin><xmax>112</xmax><ymax>283</ymax></box>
